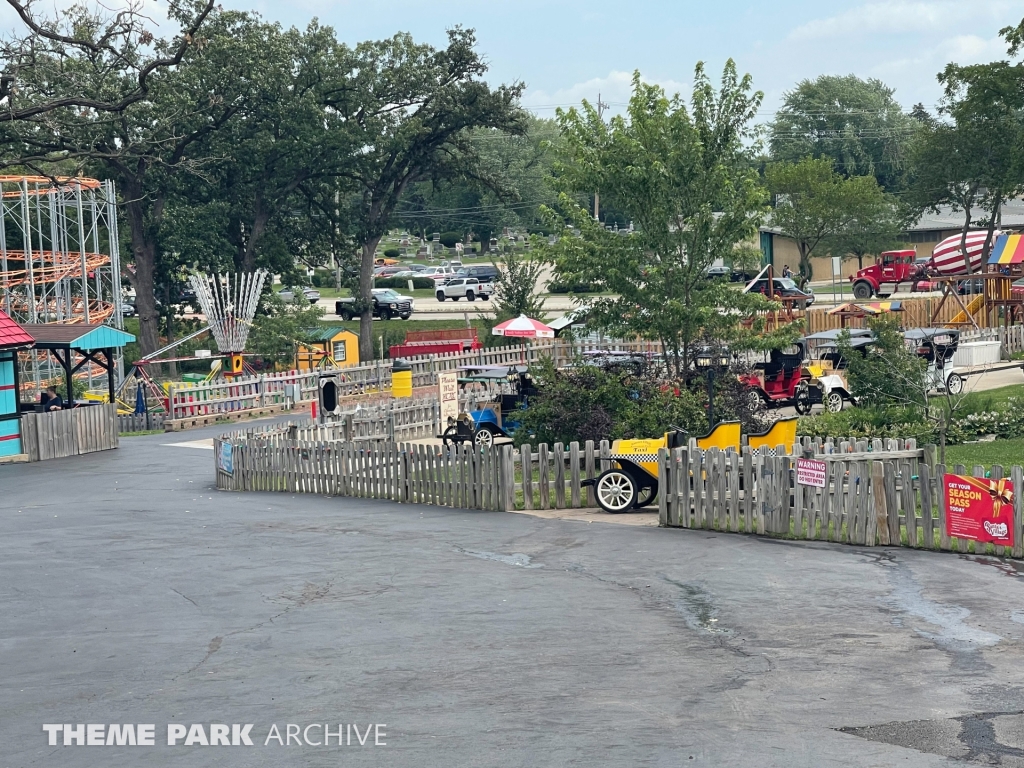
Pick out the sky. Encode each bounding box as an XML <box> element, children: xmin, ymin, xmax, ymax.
<box><xmin>223</xmin><ymin>0</ymin><xmax>1024</xmax><ymax>118</ymax></box>
<box><xmin>4</xmin><ymin>0</ymin><xmax>1024</xmax><ymax>119</ymax></box>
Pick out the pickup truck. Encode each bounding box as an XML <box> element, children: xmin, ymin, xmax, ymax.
<box><xmin>435</xmin><ymin>277</ymin><xmax>493</xmax><ymax>301</ymax></box>
<box><xmin>336</xmin><ymin>289</ymin><xmax>414</xmax><ymax>320</ymax></box>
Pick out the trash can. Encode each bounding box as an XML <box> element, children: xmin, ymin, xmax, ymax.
<box><xmin>392</xmin><ymin>359</ymin><xmax>412</xmax><ymax>398</ymax></box>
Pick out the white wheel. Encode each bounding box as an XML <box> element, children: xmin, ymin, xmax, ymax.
<box><xmin>825</xmin><ymin>392</ymin><xmax>844</xmax><ymax>413</ymax></box>
<box><xmin>946</xmin><ymin>373</ymin><xmax>964</xmax><ymax>395</ymax></box>
<box><xmin>595</xmin><ymin>469</ymin><xmax>637</xmax><ymax>513</ymax></box>
<box><xmin>474</xmin><ymin>427</ymin><xmax>493</xmax><ymax>447</ymax></box>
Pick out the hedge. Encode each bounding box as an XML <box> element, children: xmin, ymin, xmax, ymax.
<box><xmin>375</xmin><ymin>276</ymin><xmax>435</xmax><ymax>290</ymax></box>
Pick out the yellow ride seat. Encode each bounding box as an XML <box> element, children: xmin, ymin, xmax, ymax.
<box><xmin>746</xmin><ymin>417</ymin><xmax>797</xmax><ymax>456</ymax></box>
<box><xmin>695</xmin><ymin>421</ymin><xmax>741</xmax><ymax>453</ymax></box>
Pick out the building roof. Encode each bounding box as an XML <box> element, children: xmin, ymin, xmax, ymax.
<box><xmin>304</xmin><ymin>326</ymin><xmax>356</xmax><ymax>342</ymax></box>
<box><xmin>910</xmin><ymin>199</ymin><xmax>1024</xmax><ymax>232</ymax></box>
<box><xmin>18</xmin><ymin>323</ymin><xmax>135</xmax><ymax>350</ymax></box>
<box><xmin>0</xmin><ymin>309</ymin><xmax>34</xmax><ymax>350</ymax></box>
<box><xmin>761</xmin><ymin>198</ymin><xmax>1024</xmax><ymax>236</ymax></box>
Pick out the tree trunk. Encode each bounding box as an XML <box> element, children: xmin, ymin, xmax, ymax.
<box><xmin>242</xmin><ymin>200</ymin><xmax>271</xmax><ymax>273</ymax></box>
<box><xmin>981</xmin><ymin>192</ymin><xmax>1003</xmax><ymax>262</ymax></box>
<box><xmin>959</xmin><ymin>198</ymin><xmax>974</xmax><ymax>276</ymax></box>
<box><xmin>358</xmin><ymin>234</ymin><xmax>383</xmax><ymax>362</ymax></box>
<box><xmin>122</xmin><ymin>189</ymin><xmax>161</xmax><ymax>358</ymax></box>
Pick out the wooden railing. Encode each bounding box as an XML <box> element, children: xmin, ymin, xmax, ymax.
<box><xmin>20</xmin><ymin>403</ymin><xmax>119</xmax><ymax>461</ymax></box>
<box><xmin>659</xmin><ymin>442</ymin><xmax>1024</xmax><ymax>558</ymax></box>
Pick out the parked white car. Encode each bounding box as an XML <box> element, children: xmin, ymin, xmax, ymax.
<box><xmin>277</xmin><ymin>286</ymin><xmax>320</xmax><ymax>304</ymax></box>
<box><xmin>436</xmin><ymin>277</ymin><xmax>493</xmax><ymax>301</ymax></box>
<box><xmin>420</xmin><ymin>266</ymin><xmax>455</xmax><ymax>283</ymax></box>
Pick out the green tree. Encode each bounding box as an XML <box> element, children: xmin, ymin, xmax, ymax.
<box><xmin>489</xmin><ymin>250</ymin><xmax>547</xmax><ymax>323</ymax></box>
<box><xmin>766</xmin><ymin>158</ymin><xmax>895</xmax><ymax>280</ymax></box>
<box><xmin>395</xmin><ymin>115</ymin><xmax>563</xmax><ymax>249</ymax></box>
<box><xmin>546</xmin><ymin>65</ymin><xmax>792</xmax><ymax>375</ymax></box>
<box><xmin>334</xmin><ymin>28</ymin><xmax>527</xmax><ymax>361</ymax></box>
<box><xmin>769</xmin><ymin>75</ymin><xmax>917</xmax><ymax>192</ymax></box>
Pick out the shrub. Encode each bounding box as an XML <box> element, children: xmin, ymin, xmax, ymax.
<box><xmin>375</xmin><ymin>276</ymin><xmax>435</xmax><ymax>290</ymax></box>
<box><xmin>797</xmin><ymin>405</ymin><xmax>936</xmax><ymax>443</ymax></box>
<box><xmin>311</xmin><ymin>268</ymin><xmax>334</xmax><ymax>288</ymax></box>
<box><xmin>548</xmin><ymin>280</ymin><xmax>598</xmax><ymax>294</ymax></box>
<box><xmin>439</xmin><ymin>231</ymin><xmax>462</xmax><ymax>248</ymax></box>
<box><xmin>383</xmin><ymin>248</ymin><xmax>401</xmax><ymax>258</ymax></box>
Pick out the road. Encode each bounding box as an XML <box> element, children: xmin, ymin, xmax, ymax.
<box><xmin>6</xmin><ymin>424</ymin><xmax>1024</xmax><ymax>766</ymax></box>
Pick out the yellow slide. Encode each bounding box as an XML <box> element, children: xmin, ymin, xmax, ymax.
<box><xmin>947</xmin><ymin>293</ymin><xmax>984</xmax><ymax>326</ymax></box>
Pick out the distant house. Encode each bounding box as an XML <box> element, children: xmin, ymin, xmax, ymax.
<box><xmin>758</xmin><ymin>199</ymin><xmax>1024</xmax><ymax>280</ymax></box>
<box><xmin>295</xmin><ymin>327</ymin><xmax>359</xmax><ymax>371</ymax></box>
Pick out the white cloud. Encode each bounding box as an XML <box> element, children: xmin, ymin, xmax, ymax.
<box><xmin>788</xmin><ymin>0</ymin><xmax>1019</xmax><ymax>41</ymax></box>
<box><xmin>522</xmin><ymin>70</ymin><xmax>691</xmax><ymax>115</ymax></box>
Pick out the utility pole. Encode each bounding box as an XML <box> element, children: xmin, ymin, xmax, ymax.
<box><xmin>594</xmin><ymin>93</ymin><xmax>608</xmax><ymax>221</ymax></box>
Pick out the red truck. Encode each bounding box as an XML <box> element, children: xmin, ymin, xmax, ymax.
<box><xmin>849</xmin><ymin>249</ymin><xmax>920</xmax><ymax>300</ymax></box>
<box><xmin>850</xmin><ymin>232</ymin><xmax>997</xmax><ymax>300</ymax></box>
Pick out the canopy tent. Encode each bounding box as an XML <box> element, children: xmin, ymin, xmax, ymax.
<box><xmin>19</xmin><ymin>323</ymin><xmax>135</xmax><ymax>405</ymax></box>
<box><xmin>989</xmin><ymin>233</ymin><xmax>1024</xmax><ymax>265</ymax></box>
<box><xmin>491</xmin><ymin>315</ymin><xmax>554</xmax><ymax>339</ymax></box>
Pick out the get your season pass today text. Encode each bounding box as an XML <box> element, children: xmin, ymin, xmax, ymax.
<box><xmin>943</xmin><ymin>474</ymin><xmax>1016</xmax><ymax>547</ymax></box>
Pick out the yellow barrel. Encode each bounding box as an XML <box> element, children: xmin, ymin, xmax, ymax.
<box><xmin>392</xmin><ymin>359</ymin><xmax>412</xmax><ymax>398</ymax></box>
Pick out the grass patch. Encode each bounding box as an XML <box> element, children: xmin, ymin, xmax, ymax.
<box><xmin>120</xmin><ymin>429</ymin><xmax>164</xmax><ymax>437</ymax></box>
<box><xmin>953</xmin><ymin>383</ymin><xmax>1024</xmax><ymax>412</ymax></box>
<box><xmin>943</xmin><ymin>438</ymin><xmax>1024</xmax><ymax>470</ymax></box>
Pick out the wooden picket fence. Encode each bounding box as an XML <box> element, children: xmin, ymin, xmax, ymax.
<box><xmin>20</xmin><ymin>403</ymin><xmax>119</xmax><ymax>461</ymax></box>
<box><xmin>659</xmin><ymin>440</ymin><xmax>1024</xmax><ymax>558</ymax></box>
<box><xmin>213</xmin><ymin>423</ymin><xmax>1024</xmax><ymax>559</ymax></box>
<box><xmin>214</xmin><ymin>436</ymin><xmax>513</xmax><ymax>512</ymax></box>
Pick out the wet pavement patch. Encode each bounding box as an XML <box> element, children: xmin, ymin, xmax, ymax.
<box><xmin>841</xmin><ymin>712</ymin><xmax>1024</xmax><ymax>766</ymax></box>
<box><xmin>455</xmin><ymin>547</ymin><xmax>541</xmax><ymax>568</ymax></box>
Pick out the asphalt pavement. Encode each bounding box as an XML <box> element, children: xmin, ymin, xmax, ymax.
<box><xmin>5</xmin><ymin>423</ymin><xmax>1024</xmax><ymax>766</ymax></box>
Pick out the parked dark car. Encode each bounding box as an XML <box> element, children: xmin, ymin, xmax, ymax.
<box><xmin>456</xmin><ymin>265</ymin><xmax>501</xmax><ymax>282</ymax></box>
<box><xmin>705</xmin><ymin>265</ymin><xmax>730</xmax><ymax>279</ymax></box>
<box><xmin>744</xmin><ymin>277</ymin><xmax>815</xmax><ymax>308</ymax></box>
<box><xmin>730</xmin><ymin>268</ymin><xmax>757</xmax><ymax>283</ymax></box>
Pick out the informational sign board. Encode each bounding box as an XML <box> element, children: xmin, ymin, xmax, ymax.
<box><xmin>831</xmin><ymin>256</ymin><xmax>842</xmax><ymax>278</ymax></box>
<box><xmin>218</xmin><ymin>441</ymin><xmax>234</xmax><ymax>476</ymax></box>
<box><xmin>438</xmin><ymin>371</ymin><xmax>460</xmax><ymax>426</ymax></box>
<box><xmin>943</xmin><ymin>474</ymin><xmax>1015</xmax><ymax>547</ymax></box>
<box><xmin>796</xmin><ymin>458</ymin><xmax>827</xmax><ymax>488</ymax></box>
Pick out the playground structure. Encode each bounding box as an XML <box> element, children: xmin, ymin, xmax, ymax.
<box><xmin>0</xmin><ymin>176</ymin><xmax>124</xmax><ymax>395</ymax></box>
<box><xmin>117</xmin><ymin>270</ymin><xmax>268</xmax><ymax>415</ymax></box>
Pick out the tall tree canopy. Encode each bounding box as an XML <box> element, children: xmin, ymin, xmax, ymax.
<box><xmin>547</xmin><ymin>65</ymin><xmax>791</xmax><ymax>375</ymax></box>
<box><xmin>334</xmin><ymin>28</ymin><xmax>527</xmax><ymax>361</ymax></box>
<box><xmin>769</xmin><ymin>75</ymin><xmax>917</xmax><ymax>192</ymax></box>
<box><xmin>766</xmin><ymin>157</ymin><xmax>897</xmax><ymax>280</ymax></box>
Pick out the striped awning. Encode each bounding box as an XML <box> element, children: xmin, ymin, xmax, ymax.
<box><xmin>989</xmin><ymin>233</ymin><xmax>1024</xmax><ymax>265</ymax></box>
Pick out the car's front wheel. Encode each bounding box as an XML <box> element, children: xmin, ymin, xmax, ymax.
<box><xmin>825</xmin><ymin>391</ymin><xmax>845</xmax><ymax>413</ymax></box>
<box><xmin>436</xmin><ymin>292</ymin><xmax>445</xmax><ymax>302</ymax></box>
<box><xmin>946</xmin><ymin>373</ymin><xmax>964</xmax><ymax>395</ymax></box>
<box><xmin>595</xmin><ymin>469</ymin><xmax>638</xmax><ymax>513</ymax></box>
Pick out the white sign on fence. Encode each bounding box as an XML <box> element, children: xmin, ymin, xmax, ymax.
<box><xmin>218</xmin><ymin>441</ymin><xmax>234</xmax><ymax>475</ymax></box>
<box><xmin>438</xmin><ymin>371</ymin><xmax>459</xmax><ymax>425</ymax></box>
<box><xmin>796</xmin><ymin>458</ymin><xmax>827</xmax><ymax>488</ymax></box>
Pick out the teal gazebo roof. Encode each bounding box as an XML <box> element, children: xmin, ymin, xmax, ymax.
<box><xmin>18</xmin><ymin>323</ymin><xmax>135</xmax><ymax>351</ymax></box>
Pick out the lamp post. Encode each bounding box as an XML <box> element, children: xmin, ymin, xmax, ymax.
<box><xmin>696</xmin><ymin>347</ymin><xmax>730</xmax><ymax>428</ymax></box>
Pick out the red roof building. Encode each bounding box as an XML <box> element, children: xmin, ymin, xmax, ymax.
<box><xmin>0</xmin><ymin>310</ymin><xmax>34</xmax><ymax>350</ymax></box>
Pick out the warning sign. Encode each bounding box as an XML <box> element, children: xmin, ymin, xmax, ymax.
<box><xmin>796</xmin><ymin>458</ymin><xmax>827</xmax><ymax>488</ymax></box>
<box><xmin>438</xmin><ymin>371</ymin><xmax>459</xmax><ymax>426</ymax></box>
<box><xmin>943</xmin><ymin>474</ymin><xmax>1015</xmax><ymax>547</ymax></box>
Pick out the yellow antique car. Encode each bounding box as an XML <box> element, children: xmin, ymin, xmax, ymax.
<box><xmin>588</xmin><ymin>418</ymin><xmax>797</xmax><ymax>513</ymax></box>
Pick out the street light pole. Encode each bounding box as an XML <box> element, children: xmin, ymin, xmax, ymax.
<box><xmin>706</xmin><ymin>367</ymin><xmax>716</xmax><ymax>428</ymax></box>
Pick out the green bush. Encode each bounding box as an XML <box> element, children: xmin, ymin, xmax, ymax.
<box><xmin>383</xmin><ymin>248</ymin><xmax>401</xmax><ymax>258</ymax></box>
<box><xmin>548</xmin><ymin>280</ymin><xmax>598</xmax><ymax>294</ymax></box>
<box><xmin>797</xmin><ymin>406</ymin><xmax>936</xmax><ymax>443</ymax></box>
<box><xmin>311</xmin><ymin>268</ymin><xmax>334</xmax><ymax>288</ymax></box>
<box><xmin>439</xmin><ymin>231</ymin><xmax>461</xmax><ymax>248</ymax></box>
<box><xmin>374</xmin><ymin>276</ymin><xmax>435</xmax><ymax>290</ymax></box>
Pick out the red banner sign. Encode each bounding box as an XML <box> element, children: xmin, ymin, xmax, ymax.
<box><xmin>943</xmin><ymin>474</ymin><xmax>1015</xmax><ymax>547</ymax></box>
